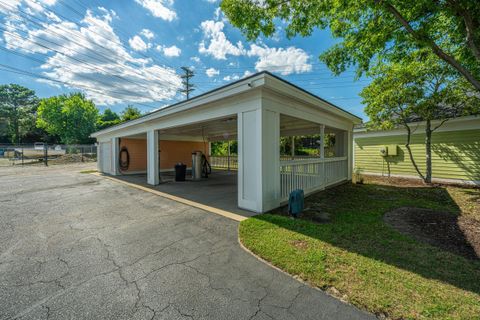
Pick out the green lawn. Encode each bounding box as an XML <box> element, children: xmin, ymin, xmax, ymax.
<box><xmin>239</xmin><ymin>182</ymin><xmax>480</xmax><ymax>319</ymax></box>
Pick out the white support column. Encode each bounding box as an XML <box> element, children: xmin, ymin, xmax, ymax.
<box><xmin>147</xmin><ymin>129</ymin><xmax>159</xmax><ymax>185</ymax></box>
<box><xmin>96</xmin><ymin>143</ymin><xmax>101</xmax><ymax>172</ymax></box>
<box><xmin>237</xmin><ymin>107</ymin><xmax>280</xmax><ymax>213</ymax></box>
<box><xmin>347</xmin><ymin>130</ymin><xmax>353</xmax><ymax>180</ymax></box>
<box><xmin>111</xmin><ymin>137</ymin><xmax>119</xmax><ymax>175</ymax></box>
<box><xmin>320</xmin><ymin>125</ymin><xmax>325</xmax><ymax>186</ymax></box>
<box><xmin>291</xmin><ymin>136</ymin><xmax>295</xmax><ymax>159</ymax></box>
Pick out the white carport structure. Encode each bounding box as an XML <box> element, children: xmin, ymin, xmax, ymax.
<box><xmin>92</xmin><ymin>71</ymin><xmax>361</xmax><ymax>213</ymax></box>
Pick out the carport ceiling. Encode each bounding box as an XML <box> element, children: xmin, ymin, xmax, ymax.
<box><xmin>280</xmin><ymin>115</ymin><xmax>343</xmax><ymax>137</ymax></box>
<box><xmin>160</xmin><ymin>116</ymin><xmax>238</xmax><ymax>141</ymax></box>
<box><xmin>123</xmin><ymin>114</ymin><xmax>343</xmax><ymax>141</ymax></box>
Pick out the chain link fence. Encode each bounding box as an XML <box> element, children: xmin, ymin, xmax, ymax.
<box><xmin>0</xmin><ymin>143</ymin><xmax>97</xmax><ymax>167</ymax></box>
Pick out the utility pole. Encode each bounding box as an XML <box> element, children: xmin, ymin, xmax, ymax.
<box><xmin>180</xmin><ymin>66</ymin><xmax>195</xmax><ymax>99</ymax></box>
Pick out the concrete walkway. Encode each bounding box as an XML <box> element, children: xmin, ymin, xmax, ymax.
<box><xmin>0</xmin><ymin>165</ymin><xmax>374</xmax><ymax>320</ymax></box>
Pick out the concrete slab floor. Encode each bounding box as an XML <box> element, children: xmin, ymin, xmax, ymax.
<box><xmin>118</xmin><ymin>169</ymin><xmax>258</xmax><ymax>217</ymax></box>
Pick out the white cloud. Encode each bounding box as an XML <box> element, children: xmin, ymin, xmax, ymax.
<box><xmin>242</xmin><ymin>70</ymin><xmax>253</xmax><ymax>78</ymax></box>
<box><xmin>140</xmin><ymin>28</ymin><xmax>154</xmax><ymax>39</ymax></box>
<box><xmin>205</xmin><ymin>67</ymin><xmax>219</xmax><ymax>77</ymax></box>
<box><xmin>223</xmin><ymin>74</ymin><xmax>239</xmax><ymax>81</ymax></box>
<box><xmin>157</xmin><ymin>45</ymin><xmax>181</xmax><ymax>57</ymax></box>
<box><xmin>198</xmin><ymin>20</ymin><xmax>244</xmax><ymax>60</ymax></box>
<box><xmin>134</xmin><ymin>0</ymin><xmax>176</xmax><ymax>21</ymax></box>
<box><xmin>247</xmin><ymin>44</ymin><xmax>312</xmax><ymax>75</ymax></box>
<box><xmin>191</xmin><ymin>56</ymin><xmax>201</xmax><ymax>63</ymax></box>
<box><xmin>2</xmin><ymin>8</ymin><xmax>181</xmax><ymax>105</ymax></box>
<box><xmin>129</xmin><ymin>35</ymin><xmax>149</xmax><ymax>51</ymax></box>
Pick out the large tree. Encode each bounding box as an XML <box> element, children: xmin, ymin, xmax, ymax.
<box><xmin>97</xmin><ymin>108</ymin><xmax>121</xmax><ymax>130</ymax></box>
<box><xmin>0</xmin><ymin>84</ymin><xmax>38</xmax><ymax>144</ymax></box>
<box><xmin>221</xmin><ymin>0</ymin><xmax>480</xmax><ymax>91</ymax></box>
<box><xmin>361</xmin><ymin>52</ymin><xmax>479</xmax><ymax>183</ymax></box>
<box><xmin>37</xmin><ymin>93</ymin><xmax>98</xmax><ymax>144</ymax></box>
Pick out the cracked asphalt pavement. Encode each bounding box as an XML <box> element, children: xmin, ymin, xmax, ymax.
<box><xmin>0</xmin><ymin>164</ymin><xmax>375</xmax><ymax>320</ymax></box>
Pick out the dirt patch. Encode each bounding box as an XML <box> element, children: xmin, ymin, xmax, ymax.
<box><xmin>384</xmin><ymin>207</ymin><xmax>480</xmax><ymax>260</ymax></box>
<box><xmin>289</xmin><ymin>240</ymin><xmax>309</xmax><ymax>251</ymax></box>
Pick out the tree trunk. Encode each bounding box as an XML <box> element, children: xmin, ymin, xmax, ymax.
<box><xmin>404</xmin><ymin>122</ymin><xmax>426</xmax><ymax>182</ymax></box>
<box><xmin>425</xmin><ymin>119</ymin><xmax>432</xmax><ymax>184</ymax></box>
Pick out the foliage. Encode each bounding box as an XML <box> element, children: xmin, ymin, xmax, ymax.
<box><xmin>121</xmin><ymin>105</ymin><xmax>142</xmax><ymax>122</ymax></box>
<box><xmin>240</xmin><ymin>182</ymin><xmax>480</xmax><ymax>319</ymax></box>
<box><xmin>361</xmin><ymin>51</ymin><xmax>479</xmax><ymax>182</ymax></box>
<box><xmin>0</xmin><ymin>84</ymin><xmax>39</xmax><ymax>143</ymax></box>
<box><xmin>97</xmin><ymin>108</ymin><xmax>121</xmax><ymax>130</ymax></box>
<box><xmin>37</xmin><ymin>93</ymin><xmax>98</xmax><ymax>144</ymax></box>
<box><xmin>221</xmin><ymin>0</ymin><xmax>480</xmax><ymax>91</ymax></box>
<box><xmin>211</xmin><ymin>141</ymin><xmax>237</xmax><ymax>155</ymax></box>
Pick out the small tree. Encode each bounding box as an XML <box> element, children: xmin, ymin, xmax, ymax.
<box><xmin>0</xmin><ymin>84</ymin><xmax>38</xmax><ymax>144</ymax></box>
<box><xmin>37</xmin><ymin>93</ymin><xmax>98</xmax><ymax>144</ymax></box>
<box><xmin>361</xmin><ymin>53</ymin><xmax>479</xmax><ymax>183</ymax></box>
<box><xmin>121</xmin><ymin>105</ymin><xmax>142</xmax><ymax>122</ymax></box>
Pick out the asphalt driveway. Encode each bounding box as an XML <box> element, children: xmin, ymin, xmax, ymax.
<box><xmin>0</xmin><ymin>164</ymin><xmax>374</xmax><ymax>320</ymax></box>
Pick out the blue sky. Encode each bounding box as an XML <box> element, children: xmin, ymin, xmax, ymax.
<box><xmin>0</xmin><ymin>0</ymin><xmax>370</xmax><ymax>119</ymax></box>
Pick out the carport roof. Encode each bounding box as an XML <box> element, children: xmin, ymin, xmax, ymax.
<box><xmin>91</xmin><ymin>71</ymin><xmax>362</xmax><ymax>138</ymax></box>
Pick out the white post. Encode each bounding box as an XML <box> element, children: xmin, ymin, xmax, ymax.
<box><xmin>291</xmin><ymin>136</ymin><xmax>295</xmax><ymax>159</ymax></box>
<box><xmin>227</xmin><ymin>140</ymin><xmax>231</xmax><ymax>172</ymax></box>
<box><xmin>147</xmin><ymin>129</ymin><xmax>159</xmax><ymax>185</ymax></box>
<box><xmin>320</xmin><ymin>125</ymin><xmax>325</xmax><ymax>186</ymax></box>
<box><xmin>348</xmin><ymin>130</ymin><xmax>353</xmax><ymax>180</ymax></box>
<box><xmin>111</xmin><ymin>137</ymin><xmax>119</xmax><ymax>175</ymax></box>
<box><xmin>237</xmin><ymin>108</ymin><xmax>280</xmax><ymax>213</ymax></box>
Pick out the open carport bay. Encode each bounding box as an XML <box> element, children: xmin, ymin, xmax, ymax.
<box><xmin>0</xmin><ymin>165</ymin><xmax>373</xmax><ymax>320</ymax></box>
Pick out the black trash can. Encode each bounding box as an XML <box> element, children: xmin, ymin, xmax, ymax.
<box><xmin>174</xmin><ymin>163</ymin><xmax>187</xmax><ymax>181</ymax></box>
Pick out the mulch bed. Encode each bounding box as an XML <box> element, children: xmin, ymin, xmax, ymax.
<box><xmin>384</xmin><ymin>207</ymin><xmax>480</xmax><ymax>260</ymax></box>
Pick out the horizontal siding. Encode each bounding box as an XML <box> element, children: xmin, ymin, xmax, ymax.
<box><xmin>354</xmin><ymin>129</ymin><xmax>480</xmax><ymax>181</ymax></box>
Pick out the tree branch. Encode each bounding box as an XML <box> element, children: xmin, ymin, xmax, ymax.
<box><xmin>447</xmin><ymin>0</ymin><xmax>480</xmax><ymax>61</ymax></box>
<box><xmin>377</xmin><ymin>0</ymin><xmax>480</xmax><ymax>91</ymax></box>
<box><xmin>432</xmin><ymin>118</ymin><xmax>449</xmax><ymax>131</ymax></box>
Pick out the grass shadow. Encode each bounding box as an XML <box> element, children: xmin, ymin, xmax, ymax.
<box><xmin>255</xmin><ymin>182</ymin><xmax>480</xmax><ymax>295</ymax></box>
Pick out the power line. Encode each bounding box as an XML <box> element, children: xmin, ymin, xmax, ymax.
<box><xmin>0</xmin><ymin>24</ymin><xmax>180</xmax><ymax>97</ymax></box>
<box><xmin>0</xmin><ymin>0</ymin><xmax>183</xmax><ymax>90</ymax></box>
<box><xmin>0</xmin><ymin>63</ymin><xmax>169</xmax><ymax>109</ymax></box>
<box><xmin>0</xmin><ymin>45</ymin><xmax>181</xmax><ymax>104</ymax></box>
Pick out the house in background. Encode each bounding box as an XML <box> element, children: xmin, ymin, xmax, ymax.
<box><xmin>91</xmin><ymin>71</ymin><xmax>361</xmax><ymax>213</ymax></box>
<box><xmin>354</xmin><ymin>116</ymin><xmax>480</xmax><ymax>185</ymax></box>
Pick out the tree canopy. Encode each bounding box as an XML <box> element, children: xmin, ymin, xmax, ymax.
<box><xmin>97</xmin><ymin>108</ymin><xmax>121</xmax><ymax>130</ymax></box>
<box><xmin>37</xmin><ymin>93</ymin><xmax>98</xmax><ymax>144</ymax></box>
<box><xmin>0</xmin><ymin>84</ymin><xmax>38</xmax><ymax>143</ymax></box>
<box><xmin>221</xmin><ymin>0</ymin><xmax>480</xmax><ymax>91</ymax></box>
<box><xmin>121</xmin><ymin>105</ymin><xmax>142</xmax><ymax>122</ymax></box>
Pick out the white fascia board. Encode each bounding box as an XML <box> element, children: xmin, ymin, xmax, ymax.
<box><xmin>95</xmin><ymin>90</ymin><xmax>262</xmax><ymax>141</ymax></box>
<box><xmin>262</xmin><ymin>90</ymin><xmax>354</xmax><ymax>131</ymax></box>
<box><xmin>354</xmin><ymin>115</ymin><xmax>480</xmax><ymax>138</ymax></box>
<box><xmin>92</xmin><ymin>74</ymin><xmax>267</xmax><ymax>139</ymax></box>
<box><xmin>263</xmin><ymin>75</ymin><xmax>362</xmax><ymax>124</ymax></box>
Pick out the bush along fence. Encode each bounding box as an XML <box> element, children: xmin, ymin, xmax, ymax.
<box><xmin>0</xmin><ymin>143</ymin><xmax>97</xmax><ymax>167</ymax></box>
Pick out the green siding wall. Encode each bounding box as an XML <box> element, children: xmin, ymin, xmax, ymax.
<box><xmin>354</xmin><ymin>129</ymin><xmax>480</xmax><ymax>182</ymax></box>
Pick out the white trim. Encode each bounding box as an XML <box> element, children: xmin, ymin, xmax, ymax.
<box><xmin>92</xmin><ymin>72</ymin><xmax>360</xmax><ymax>139</ymax></box>
<box><xmin>362</xmin><ymin>171</ymin><xmax>480</xmax><ymax>186</ymax></box>
<box><xmin>354</xmin><ymin>115</ymin><xmax>480</xmax><ymax>138</ymax></box>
